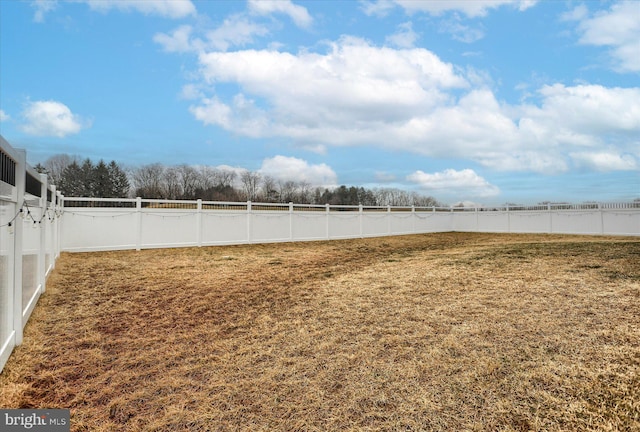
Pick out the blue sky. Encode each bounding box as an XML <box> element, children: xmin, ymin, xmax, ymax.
<box><xmin>0</xmin><ymin>0</ymin><xmax>638</xmax><ymax>205</ymax></box>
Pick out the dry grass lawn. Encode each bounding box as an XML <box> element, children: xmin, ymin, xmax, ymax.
<box><xmin>1</xmin><ymin>233</ymin><xmax>639</xmax><ymax>431</ymax></box>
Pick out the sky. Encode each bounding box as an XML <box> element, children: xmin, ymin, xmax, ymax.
<box><xmin>0</xmin><ymin>0</ymin><xmax>638</xmax><ymax>205</ymax></box>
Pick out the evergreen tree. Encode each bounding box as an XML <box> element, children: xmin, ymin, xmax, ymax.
<box><xmin>59</xmin><ymin>162</ymin><xmax>86</xmax><ymax>196</ymax></box>
<box><xmin>56</xmin><ymin>158</ymin><xmax>129</xmax><ymax>198</ymax></box>
<box><xmin>108</xmin><ymin>161</ymin><xmax>130</xmax><ymax>198</ymax></box>
<box><xmin>80</xmin><ymin>159</ymin><xmax>95</xmax><ymax>196</ymax></box>
<box><xmin>92</xmin><ymin>160</ymin><xmax>113</xmax><ymax>197</ymax></box>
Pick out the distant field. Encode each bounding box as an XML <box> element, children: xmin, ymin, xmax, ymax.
<box><xmin>1</xmin><ymin>233</ymin><xmax>638</xmax><ymax>431</ymax></box>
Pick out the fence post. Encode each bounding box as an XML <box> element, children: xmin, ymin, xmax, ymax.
<box><xmin>359</xmin><ymin>204</ymin><xmax>363</xmax><ymax>238</ymax></box>
<box><xmin>247</xmin><ymin>201</ymin><xmax>252</xmax><ymax>244</ymax></box>
<box><xmin>196</xmin><ymin>199</ymin><xmax>202</xmax><ymax>247</ymax></box>
<box><xmin>475</xmin><ymin>205</ymin><xmax>479</xmax><ymax>232</ymax></box>
<box><xmin>326</xmin><ymin>204</ymin><xmax>330</xmax><ymax>239</ymax></box>
<box><xmin>13</xmin><ymin>149</ymin><xmax>25</xmax><ymax>346</ymax></box>
<box><xmin>506</xmin><ymin>204</ymin><xmax>511</xmax><ymax>233</ymax></box>
<box><xmin>548</xmin><ymin>203</ymin><xmax>552</xmax><ymax>234</ymax></box>
<box><xmin>48</xmin><ymin>186</ymin><xmax>57</xmax><ymax>272</ymax></box>
<box><xmin>135</xmin><ymin>197</ymin><xmax>142</xmax><ymax>251</ymax></box>
<box><xmin>411</xmin><ymin>205</ymin><xmax>415</xmax><ymax>233</ymax></box>
<box><xmin>599</xmin><ymin>202</ymin><xmax>604</xmax><ymax>235</ymax></box>
<box><xmin>38</xmin><ymin>173</ymin><xmax>47</xmax><ymax>294</ymax></box>
<box><xmin>387</xmin><ymin>205</ymin><xmax>391</xmax><ymax>236</ymax></box>
<box><xmin>289</xmin><ymin>202</ymin><xmax>294</xmax><ymax>241</ymax></box>
<box><xmin>56</xmin><ymin>193</ymin><xmax>63</xmax><ymax>258</ymax></box>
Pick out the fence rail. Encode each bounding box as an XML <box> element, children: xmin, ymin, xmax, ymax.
<box><xmin>1</xmin><ymin>136</ymin><xmax>62</xmax><ymax>373</ymax></box>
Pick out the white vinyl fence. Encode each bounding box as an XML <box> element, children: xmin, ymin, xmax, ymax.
<box><xmin>0</xmin><ymin>136</ymin><xmax>62</xmax><ymax>373</ymax></box>
<box><xmin>61</xmin><ymin>198</ymin><xmax>640</xmax><ymax>253</ymax></box>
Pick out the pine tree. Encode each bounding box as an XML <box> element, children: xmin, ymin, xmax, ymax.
<box><xmin>58</xmin><ymin>162</ymin><xmax>86</xmax><ymax>196</ymax></box>
<box><xmin>92</xmin><ymin>160</ymin><xmax>113</xmax><ymax>197</ymax></box>
<box><xmin>108</xmin><ymin>161</ymin><xmax>130</xmax><ymax>198</ymax></box>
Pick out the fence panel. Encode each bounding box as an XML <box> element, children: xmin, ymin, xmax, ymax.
<box><xmin>62</xmin><ymin>209</ymin><xmax>138</xmax><ymax>251</ymax></box>
<box><xmin>509</xmin><ymin>211</ymin><xmax>550</xmax><ymax>233</ymax></box>
<box><xmin>451</xmin><ymin>210</ymin><xmax>478</xmax><ymax>232</ymax></box>
<box><xmin>476</xmin><ymin>210</ymin><xmax>510</xmax><ymax>233</ymax></box>
<box><xmin>21</xmin><ymin>200</ymin><xmax>42</xmax><ymax>323</ymax></box>
<box><xmin>140</xmin><ymin>209</ymin><xmax>199</xmax><ymax>249</ymax></box>
<box><xmin>414</xmin><ymin>211</ymin><xmax>451</xmax><ymax>233</ymax></box>
<box><xmin>328</xmin><ymin>212</ymin><xmax>361</xmax><ymax>239</ymax></box>
<box><xmin>0</xmin><ymin>136</ymin><xmax>62</xmax><ymax>373</ymax></box>
<box><xmin>602</xmin><ymin>209</ymin><xmax>639</xmax><ymax>236</ymax></box>
<box><xmin>292</xmin><ymin>211</ymin><xmax>327</xmax><ymax>241</ymax></box>
<box><xmin>362</xmin><ymin>212</ymin><xmax>390</xmax><ymax>237</ymax></box>
<box><xmin>551</xmin><ymin>210</ymin><xmax>602</xmax><ymax>235</ymax></box>
<box><xmin>389</xmin><ymin>211</ymin><xmax>415</xmax><ymax>235</ymax></box>
<box><xmin>251</xmin><ymin>211</ymin><xmax>291</xmax><ymax>243</ymax></box>
<box><xmin>201</xmin><ymin>211</ymin><xmax>249</xmax><ymax>245</ymax></box>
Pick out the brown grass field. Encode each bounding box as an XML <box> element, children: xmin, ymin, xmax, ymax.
<box><xmin>1</xmin><ymin>233</ymin><xmax>638</xmax><ymax>431</ymax></box>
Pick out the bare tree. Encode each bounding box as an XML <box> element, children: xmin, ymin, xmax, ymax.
<box><xmin>163</xmin><ymin>167</ymin><xmax>182</xmax><ymax>199</ymax></box>
<box><xmin>198</xmin><ymin>166</ymin><xmax>217</xmax><ymax>190</ymax></box>
<box><xmin>411</xmin><ymin>192</ymin><xmax>439</xmax><ymax>207</ymax></box>
<box><xmin>297</xmin><ymin>180</ymin><xmax>312</xmax><ymax>204</ymax></box>
<box><xmin>277</xmin><ymin>180</ymin><xmax>298</xmax><ymax>203</ymax></box>
<box><xmin>176</xmin><ymin>164</ymin><xmax>200</xmax><ymax>199</ymax></box>
<box><xmin>133</xmin><ymin>163</ymin><xmax>165</xmax><ymax>198</ymax></box>
<box><xmin>240</xmin><ymin>170</ymin><xmax>261</xmax><ymax>201</ymax></box>
<box><xmin>214</xmin><ymin>168</ymin><xmax>237</xmax><ymax>189</ymax></box>
<box><xmin>260</xmin><ymin>175</ymin><xmax>278</xmax><ymax>202</ymax></box>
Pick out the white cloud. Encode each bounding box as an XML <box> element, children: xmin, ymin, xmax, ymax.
<box><xmin>560</xmin><ymin>4</ymin><xmax>588</xmax><ymax>22</ymax></box>
<box><xmin>517</xmin><ymin>84</ymin><xmax>640</xmax><ymax>146</ymax></box>
<box><xmin>189</xmin><ymin>97</ymin><xmax>233</xmax><ymax>129</ymax></box>
<box><xmin>20</xmin><ymin>100</ymin><xmax>89</xmax><ymax>137</ymax></box>
<box><xmin>33</xmin><ymin>0</ymin><xmax>196</xmax><ymax>21</ymax></box>
<box><xmin>0</xmin><ymin>110</ymin><xmax>9</xmax><ymax>122</ymax></box>
<box><xmin>193</xmin><ymin>36</ymin><xmax>468</xmax><ymax>133</ymax></box>
<box><xmin>407</xmin><ymin>169</ymin><xmax>500</xmax><ymax>197</ymax></box>
<box><xmin>571</xmin><ymin>1</ymin><xmax>640</xmax><ymax>73</ymax></box>
<box><xmin>248</xmin><ymin>0</ymin><xmax>313</xmax><ymax>28</ymax></box>
<box><xmin>154</xmin><ymin>16</ymin><xmax>269</xmax><ymax>53</ymax></box>
<box><xmin>570</xmin><ymin>151</ymin><xmax>637</xmax><ymax>172</ymax></box>
<box><xmin>179</xmin><ymin>83</ymin><xmax>203</xmax><ymax>100</ymax></box>
<box><xmin>82</xmin><ymin>0</ymin><xmax>196</xmax><ymax>18</ymax></box>
<box><xmin>153</xmin><ymin>25</ymin><xmax>199</xmax><ymax>53</ymax></box>
<box><xmin>259</xmin><ymin>156</ymin><xmax>338</xmax><ymax>187</ymax></box>
<box><xmin>186</xmin><ymin>37</ymin><xmax>639</xmax><ymax>175</ymax></box>
<box><xmin>360</xmin><ymin>0</ymin><xmax>396</xmax><ymax>17</ymax></box>
<box><xmin>205</xmin><ymin>14</ymin><xmax>270</xmax><ymax>51</ymax></box>
<box><xmin>439</xmin><ymin>17</ymin><xmax>485</xmax><ymax>43</ymax></box>
<box><xmin>32</xmin><ymin>0</ymin><xmax>58</xmax><ymax>23</ymax></box>
<box><xmin>365</xmin><ymin>0</ymin><xmax>537</xmax><ymax>18</ymax></box>
<box><xmin>386</xmin><ymin>21</ymin><xmax>419</xmax><ymax>48</ymax></box>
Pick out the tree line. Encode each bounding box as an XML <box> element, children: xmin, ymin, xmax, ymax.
<box><xmin>38</xmin><ymin>155</ymin><xmax>441</xmax><ymax>207</ymax></box>
<box><xmin>36</xmin><ymin>155</ymin><xmax>129</xmax><ymax>198</ymax></box>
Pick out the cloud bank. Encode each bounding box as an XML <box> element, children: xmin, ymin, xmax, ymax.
<box><xmin>182</xmin><ymin>37</ymin><xmax>638</xmax><ymax>174</ymax></box>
